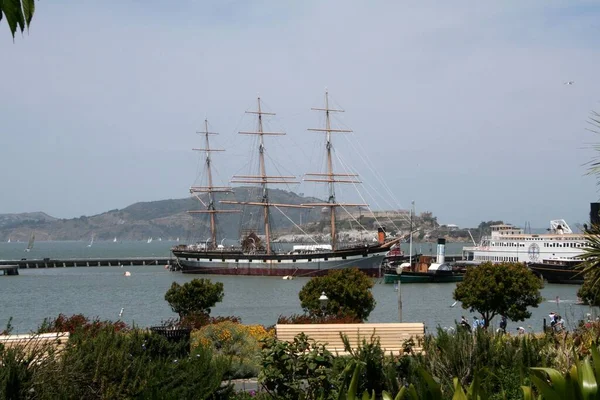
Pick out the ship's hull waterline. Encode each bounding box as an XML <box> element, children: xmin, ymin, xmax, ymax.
<box><xmin>173</xmin><ymin>250</ymin><xmax>387</xmax><ymax>277</ymax></box>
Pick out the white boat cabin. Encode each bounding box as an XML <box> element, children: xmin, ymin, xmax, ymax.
<box><xmin>462</xmin><ymin>219</ymin><xmax>587</xmax><ymax>264</ymax></box>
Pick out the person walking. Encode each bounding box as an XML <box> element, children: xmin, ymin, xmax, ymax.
<box><xmin>499</xmin><ymin>315</ymin><xmax>507</xmax><ymax>334</ymax></box>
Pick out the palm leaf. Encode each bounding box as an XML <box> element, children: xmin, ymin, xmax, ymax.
<box><xmin>591</xmin><ymin>344</ymin><xmax>600</xmax><ymax>392</ymax></box>
<box><xmin>347</xmin><ymin>361</ymin><xmax>361</xmax><ymax>400</ymax></box>
<box><xmin>576</xmin><ymin>356</ymin><xmax>598</xmax><ymax>400</ymax></box>
<box><xmin>452</xmin><ymin>377</ymin><xmax>468</xmax><ymax>400</ymax></box>
<box><xmin>382</xmin><ymin>390</ymin><xmax>395</xmax><ymax>400</ymax></box>
<box><xmin>417</xmin><ymin>367</ymin><xmax>442</xmax><ymax>400</ymax></box>
<box><xmin>2</xmin><ymin>0</ymin><xmax>25</xmax><ymax>37</ymax></box>
<box><xmin>22</xmin><ymin>0</ymin><xmax>33</xmax><ymax>29</ymax></box>
<box><xmin>530</xmin><ymin>368</ymin><xmax>568</xmax><ymax>400</ymax></box>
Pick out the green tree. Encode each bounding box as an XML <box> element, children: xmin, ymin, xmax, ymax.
<box><xmin>453</xmin><ymin>262</ymin><xmax>543</xmax><ymax>328</ymax></box>
<box><xmin>1</xmin><ymin>0</ymin><xmax>35</xmax><ymax>38</ymax></box>
<box><xmin>298</xmin><ymin>268</ymin><xmax>375</xmax><ymax>322</ymax></box>
<box><xmin>164</xmin><ymin>278</ymin><xmax>224</xmax><ymax>319</ymax></box>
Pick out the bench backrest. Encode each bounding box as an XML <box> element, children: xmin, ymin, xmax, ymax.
<box><xmin>275</xmin><ymin>323</ymin><xmax>424</xmax><ymax>355</ymax></box>
<box><xmin>0</xmin><ymin>332</ymin><xmax>70</xmax><ymax>356</ymax></box>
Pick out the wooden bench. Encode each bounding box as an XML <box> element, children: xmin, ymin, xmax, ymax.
<box><xmin>0</xmin><ymin>332</ymin><xmax>70</xmax><ymax>358</ymax></box>
<box><xmin>275</xmin><ymin>323</ymin><xmax>425</xmax><ymax>356</ymax></box>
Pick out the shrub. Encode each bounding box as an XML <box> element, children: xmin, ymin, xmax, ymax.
<box><xmin>192</xmin><ymin>321</ymin><xmax>265</xmax><ymax>379</ymax></box>
<box><xmin>37</xmin><ymin>313</ymin><xmax>129</xmax><ymax>336</ymax></box>
<box><xmin>29</xmin><ymin>326</ymin><xmax>232</xmax><ymax>399</ymax></box>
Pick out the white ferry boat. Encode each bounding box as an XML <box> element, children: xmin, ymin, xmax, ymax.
<box><xmin>462</xmin><ymin>219</ymin><xmax>586</xmax><ymax>264</ymax></box>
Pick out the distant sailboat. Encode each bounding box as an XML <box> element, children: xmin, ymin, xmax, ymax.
<box><xmin>25</xmin><ymin>233</ymin><xmax>35</xmax><ymax>252</ymax></box>
<box><xmin>176</xmin><ymin>237</ymin><xmax>180</xmax><ymax>242</ymax></box>
<box><xmin>113</xmin><ymin>237</ymin><xmax>117</xmax><ymax>243</ymax></box>
<box><xmin>7</xmin><ymin>237</ymin><xmax>10</xmax><ymax>243</ymax></box>
<box><xmin>87</xmin><ymin>234</ymin><xmax>95</xmax><ymax>248</ymax></box>
<box><xmin>158</xmin><ymin>238</ymin><xmax>162</xmax><ymax>242</ymax></box>
<box><xmin>147</xmin><ymin>237</ymin><xmax>153</xmax><ymax>243</ymax></box>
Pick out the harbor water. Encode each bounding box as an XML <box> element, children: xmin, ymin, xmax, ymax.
<box><xmin>0</xmin><ymin>241</ymin><xmax>591</xmax><ymax>333</ymax></box>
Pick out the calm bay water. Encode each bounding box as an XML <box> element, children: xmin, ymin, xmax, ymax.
<box><xmin>0</xmin><ymin>241</ymin><xmax>593</xmax><ymax>333</ymax></box>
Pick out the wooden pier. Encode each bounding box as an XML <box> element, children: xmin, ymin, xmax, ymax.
<box><xmin>0</xmin><ymin>257</ymin><xmax>174</xmax><ymax>269</ymax></box>
<box><xmin>1</xmin><ymin>265</ymin><xmax>19</xmax><ymax>275</ymax></box>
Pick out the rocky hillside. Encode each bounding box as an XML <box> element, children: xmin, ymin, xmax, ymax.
<box><xmin>0</xmin><ymin>188</ymin><xmax>324</xmax><ymax>242</ymax></box>
<box><xmin>0</xmin><ymin>188</ymin><xmax>480</xmax><ymax>243</ymax></box>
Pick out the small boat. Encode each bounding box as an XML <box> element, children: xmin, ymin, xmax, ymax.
<box><xmin>282</xmin><ymin>275</ymin><xmax>294</xmax><ymax>280</ymax></box>
<box><xmin>147</xmin><ymin>237</ymin><xmax>153</xmax><ymax>244</ymax></box>
<box><xmin>87</xmin><ymin>234</ymin><xmax>94</xmax><ymax>248</ymax></box>
<box><xmin>124</xmin><ymin>271</ymin><xmax>131</xmax><ymax>277</ymax></box>
<box><xmin>7</xmin><ymin>238</ymin><xmax>10</xmax><ymax>243</ymax></box>
<box><xmin>24</xmin><ymin>233</ymin><xmax>35</xmax><ymax>252</ymax></box>
<box><xmin>113</xmin><ymin>237</ymin><xmax>117</xmax><ymax>243</ymax></box>
<box><xmin>384</xmin><ymin>239</ymin><xmax>465</xmax><ymax>283</ymax></box>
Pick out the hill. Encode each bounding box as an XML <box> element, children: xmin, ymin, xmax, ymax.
<box><xmin>0</xmin><ymin>188</ymin><xmax>325</xmax><ymax>242</ymax></box>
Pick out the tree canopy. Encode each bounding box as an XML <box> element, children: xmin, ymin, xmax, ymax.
<box><xmin>164</xmin><ymin>278</ymin><xmax>224</xmax><ymax>319</ymax></box>
<box><xmin>453</xmin><ymin>262</ymin><xmax>543</xmax><ymax>327</ymax></box>
<box><xmin>298</xmin><ymin>268</ymin><xmax>375</xmax><ymax>322</ymax></box>
<box><xmin>1</xmin><ymin>0</ymin><xmax>35</xmax><ymax>38</ymax></box>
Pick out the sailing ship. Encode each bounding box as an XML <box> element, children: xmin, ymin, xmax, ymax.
<box><xmin>172</xmin><ymin>92</ymin><xmax>401</xmax><ymax>276</ymax></box>
<box><xmin>87</xmin><ymin>234</ymin><xmax>95</xmax><ymax>247</ymax></box>
<box><xmin>25</xmin><ymin>233</ymin><xmax>35</xmax><ymax>252</ymax></box>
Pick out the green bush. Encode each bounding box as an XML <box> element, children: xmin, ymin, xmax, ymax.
<box><xmin>26</xmin><ymin>327</ymin><xmax>231</xmax><ymax>399</ymax></box>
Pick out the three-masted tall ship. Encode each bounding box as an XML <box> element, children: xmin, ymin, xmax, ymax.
<box><xmin>172</xmin><ymin>92</ymin><xmax>401</xmax><ymax>276</ymax></box>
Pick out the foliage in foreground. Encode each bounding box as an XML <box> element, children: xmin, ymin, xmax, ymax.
<box><xmin>299</xmin><ymin>267</ymin><xmax>376</xmax><ymax>322</ymax></box>
<box><xmin>37</xmin><ymin>313</ymin><xmax>129</xmax><ymax>335</ymax></box>
<box><xmin>579</xmin><ymin>223</ymin><xmax>600</xmax><ymax>306</ymax></box>
<box><xmin>453</xmin><ymin>262</ymin><xmax>543</xmax><ymax>328</ymax></box>
<box><xmin>0</xmin><ymin>326</ymin><xmax>232</xmax><ymax>399</ymax></box>
<box><xmin>0</xmin><ymin>0</ymin><xmax>35</xmax><ymax>38</ymax></box>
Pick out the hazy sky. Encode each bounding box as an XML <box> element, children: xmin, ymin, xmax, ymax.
<box><xmin>2</xmin><ymin>1</ymin><xmax>600</xmax><ymax>228</ymax></box>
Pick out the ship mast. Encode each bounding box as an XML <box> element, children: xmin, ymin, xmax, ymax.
<box><xmin>303</xmin><ymin>90</ymin><xmax>367</xmax><ymax>251</ymax></box>
<box><xmin>221</xmin><ymin>97</ymin><xmax>311</xmax><ymax>255</ymax></box>
<box><xmin>188</xmin><ymin>119</ymin><xmax>239</xmax><ymax>248</ymax></box>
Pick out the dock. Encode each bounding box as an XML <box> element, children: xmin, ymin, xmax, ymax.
<box><xmin>0</xmin><ymin>257</ymin><xmax>174</xmax><ymax>269</ymax></box>
<box><xmin>1</xmin><ymin>265</ymin><xmax>19</xmax><ymax>275</ymax></box>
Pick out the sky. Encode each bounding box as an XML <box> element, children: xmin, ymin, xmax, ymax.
<box><xmin>1</xmin><ymin>1</ymin><xmax>600</xmax><ymax>229</ymax></box>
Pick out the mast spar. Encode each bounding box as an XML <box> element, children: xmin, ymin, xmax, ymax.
<box><xmin>222</xmin><ymin>97</ymin><xmax>310</xmax><ymax>255</ymax></box>
<box><xmin>303</xmin><ymin>90</ymin><xmax>367</xmax><ymax>251</ymax></box>
<box><xmin>188</xmin><ymin>119</ymin><xmax>239</xmax><ymax>249</ymax></box>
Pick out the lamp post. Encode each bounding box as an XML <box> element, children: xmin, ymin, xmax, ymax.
<box><xmin>319</xmin><ymin>292</ymin><xmax>329</xmax><ymax>318</ymax></box>
<box><xmin>397</xmin><ymin>268</ymin><xmax>403</xmax><ymax>322</ymax></box>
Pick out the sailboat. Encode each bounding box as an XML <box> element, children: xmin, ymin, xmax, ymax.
<box><xmin>113</xmin><ymin>237</ymin><xmax>117</xmax><ymax>243</ymax></box>
<box><xmin>7</xmin><ymin>237</ymin><xmax>11</xmax><ymax>243</ymax></box>
<box><xmin>172</xmin><ymin>93</ymin><xmax>401</xmax><ymax>276</ymax></box>
<box><xmin>25</xmin><ymin>233</ymin><xmax>35</xmax><ymax>252</ymax></box>
<box><xmin>87</xmin><ymin>234</ymin><xmax>94</xmax><ymax>247</ymax></box>
<box><xmin>147</xmin><ymin>237</ymin><xmax>153</xmax><ymax>243</ymax></box>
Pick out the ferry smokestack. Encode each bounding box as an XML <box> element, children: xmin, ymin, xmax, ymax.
<box><xmin>436</xmin><ymin>238</ymin><xmax>446</xmax><ymax>264</ymax></box>
<box><xmin>377</xmin><ymin>227</ymin><xmax>386</xmax><ymax>244</ymax></box>
<box><xmin>591</xmin><ymin>203</ymin><xmax>600</xmax><ymax>227</ymax></box>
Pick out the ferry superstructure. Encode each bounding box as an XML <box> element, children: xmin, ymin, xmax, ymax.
<box><xmin>462</xmin><ymin>220</ymin><xmax>586</xmax><ymax>264</ymax></box>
